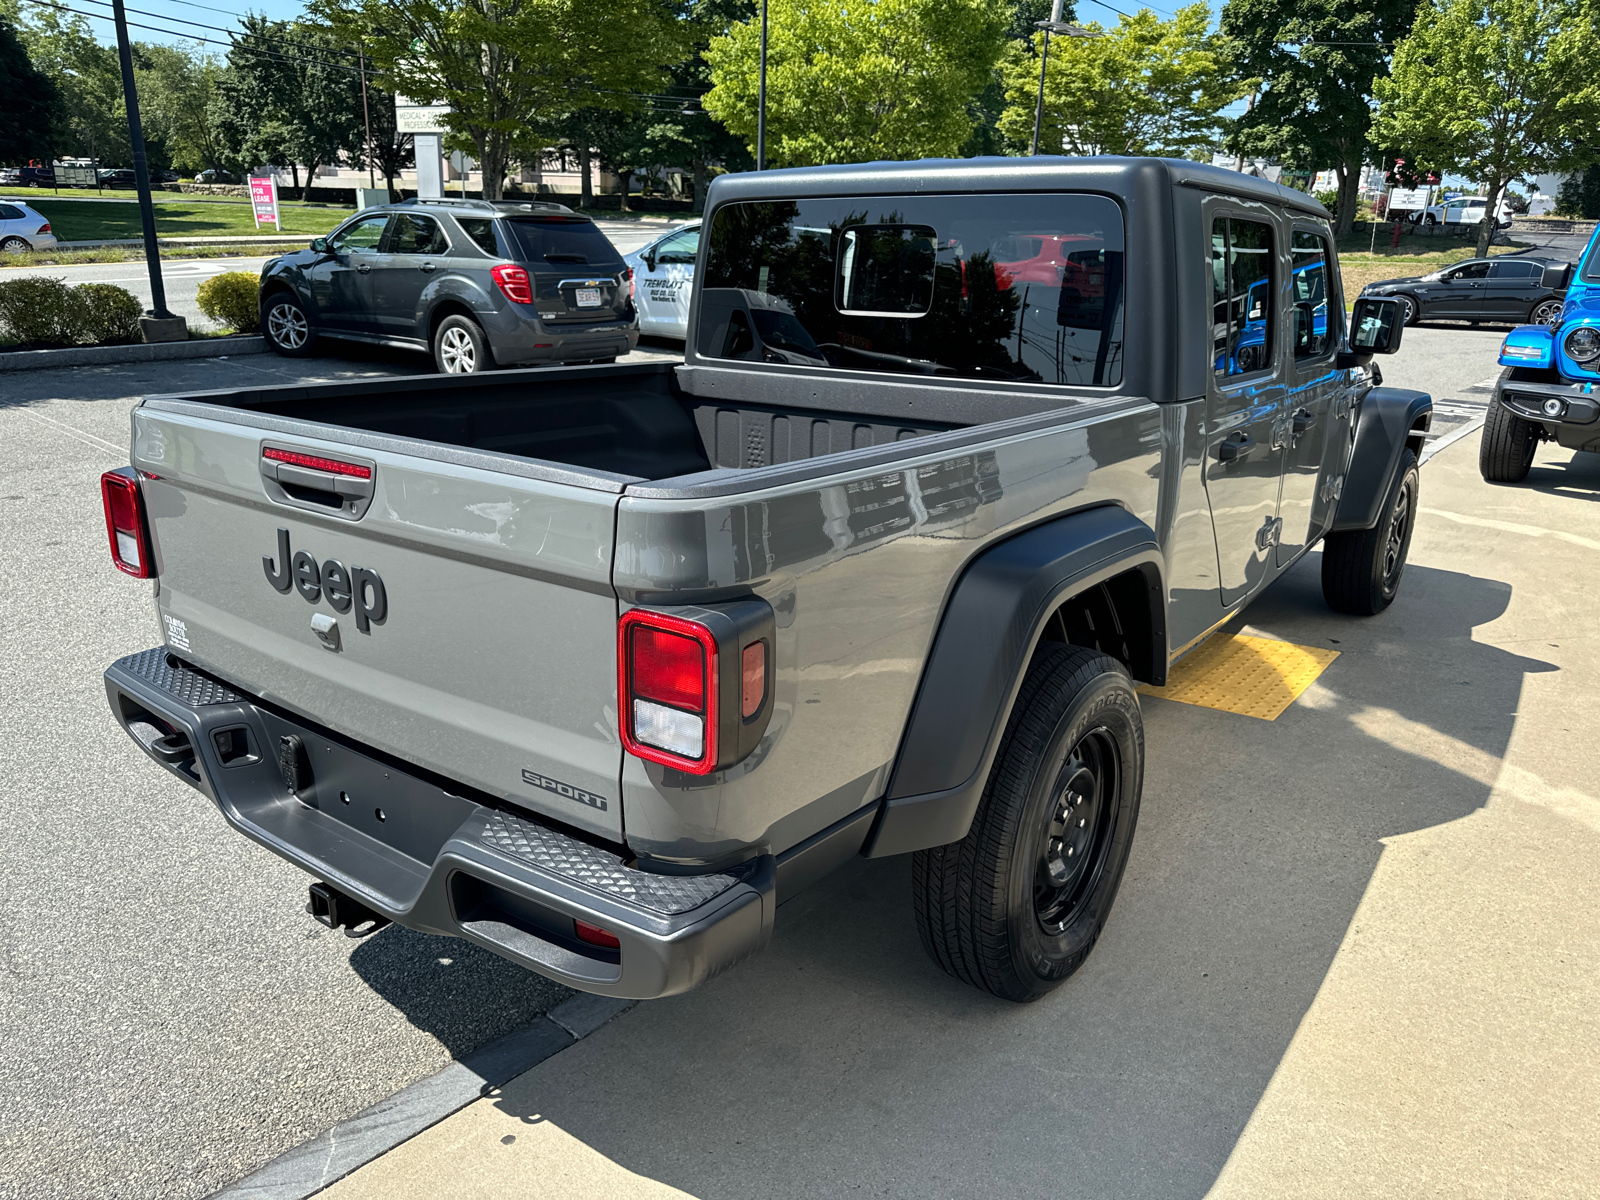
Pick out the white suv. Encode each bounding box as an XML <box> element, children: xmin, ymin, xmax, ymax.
<box><xmin>0</xmin><ymin>199</ymin><xmax>57</xmax><ymax>252</ymax></box>
<box><xmin>1410</xmin><ymin>195</ymin><xmax>1512</xmax><ymax>229</ymax></box>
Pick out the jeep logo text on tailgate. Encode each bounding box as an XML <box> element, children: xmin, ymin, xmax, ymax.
<box><xmin>263</xmin><ymin>528</ymin><xmax>388</xmax><ymax>632</ymax></box>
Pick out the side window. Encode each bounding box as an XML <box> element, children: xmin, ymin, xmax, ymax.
<box><xmin>655</xmin><ymin>228</ymin><xmax>700</xmax><ymax>264</ymax></box>
<box><xmin>1212</xmin><ymin>216</ymin><xmax>1275</xmax><ymax>378</ymax></box>
<box><xmin>456</xmin><ymin>217</ymin><xmax>500</xmax><ymax>256</ymax></box>
<box><xmin>1450</xmin><ymin>261</ymin><xmax>1490</xmax><ymax>280</ymax></box>
<box><xmin>330</xmin><ymin>215</ymin><xmax>389</xmax><ymax>254</ymax></box>
<box><xmin>1291</xmin><ymin>230</ymin><xmax>1337</xmax><ymax>360</ymax></box>
<box><xmin>0</xmin><ymin>204</ymin><xmax>23</xmax><ymax>220</ymax></box>
<box><xmin>388</xmin><ymin>214</ymin><xmax>448</xmax><ymax>255</ymax></box>
<box><xmin>1488</xmin><ymin>260</ymin><xmax>1539</xmax><ymax>279</ymax></box>
<box><xmin>836</xmin><ymin>224</ymin><xmax>937</xmax><ymax>316</ymax></box>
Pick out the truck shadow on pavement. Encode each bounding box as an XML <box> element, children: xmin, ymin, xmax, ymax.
<box><xmin>1520</xmin><ymin>447</ymin><xmax>1600</xmax><ymax>502</ymax></box>
<box><xmin>359</xmin><ymin>558</ymin><xmax>1551</xmax><ymax>1200</ymax></box>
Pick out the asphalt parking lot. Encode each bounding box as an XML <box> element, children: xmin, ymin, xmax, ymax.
<box><xmin>3</xmin><ymin>322</ymin><xmax>1597</xmax><ymax>1198</ymax></box>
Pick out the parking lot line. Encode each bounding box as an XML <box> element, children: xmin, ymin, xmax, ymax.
<box><xmin>1139</xmin><ymin>633</ymin><xmax>1339</xmax><ymax>720</ymax></box>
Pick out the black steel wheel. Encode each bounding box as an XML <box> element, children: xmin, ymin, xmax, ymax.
<box><xmin>1322</xmin><ymin>447</ymin><xmax>1420</xmax><ymax>615</ymax></box>
<box><xmin>912</xmin><ymin>643</ymin><xmax>1144</xmax><ymax>1003</ymax></box>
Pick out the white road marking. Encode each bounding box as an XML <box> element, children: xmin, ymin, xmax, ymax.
<box><xmin>8</xmin><ymin>406</ymin><xmax>125</xmax><ymax>457</ymax></box>
<box><xmin>1420</xmin><ymin>506</ymin><xmax>1600</xmax><ymax>552</ymax></box>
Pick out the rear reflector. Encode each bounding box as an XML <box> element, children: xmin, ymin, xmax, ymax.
<box><xmin>574</xmin><ymin>919</ymin><xmax>621</xmax><ymax>949</ymax></box>
<box><xmin>262</xmin><ymin>447</ymin><xmax>372</xmax><ymax>478</ymax></box>
<box><xmin>101</xmin><ymin>468</ymin><xmax>154</xmax><ymax>578</ymax></box>
<box><xmin>618</xmin><ymin>610</ymin><xmax>717</xmax><ymax>774</ymax></box>
<box><xmin>741</xmin><ymin>642</ymin><xmax>766</xmax><ymax>718</ymax></box>
<box><xmin>491</xmin><ymin>263</ymin><xmax>533</xmax><ymax>304</ymax></box>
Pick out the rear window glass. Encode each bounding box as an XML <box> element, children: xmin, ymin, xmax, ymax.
<box><xmin>699</xmin><ymin>193</ymin><xmax>1125</xmax><ymax>386</ymax></box>
<box><xmin>502</xmin><ymin>218</ymin><xmax>624</xmax><ymax>268</ymax></box>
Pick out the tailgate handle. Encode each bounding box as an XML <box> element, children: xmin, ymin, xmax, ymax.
<box><xmin>261</xmin><ymin>446</ymin><xmax>376</xmax><ymax>517</ymax></box>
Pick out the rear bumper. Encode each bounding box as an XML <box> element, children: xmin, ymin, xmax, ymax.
<box><xmin>105</xmin><ymin>647</ymin><xmax>774</xmax><ymax>999</ymax></box>
<box><xmin>479</xmin><ymin>306</ymin><xmax>639</xmax><ymax>365</ymax></box>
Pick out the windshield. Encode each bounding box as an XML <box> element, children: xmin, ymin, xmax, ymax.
<box><xmin>501</xmin><ymin>218</ymin><xmax>624</xmax><ymax>268</ymax></box>
<box><xmin>1585</xmin><ymin>236</ymin><xmax>1600</xmax><ymax>284</ymax></box>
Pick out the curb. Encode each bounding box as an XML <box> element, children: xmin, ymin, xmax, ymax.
<box><xmin>211</xmin><ymin>993</ymin><xmax>634</xmax><ymax>1200</ymax></box>
<box><xmin>0</xmin><ymin>335</ymin><xmax>266</xmax><ymax>372</ymax></box>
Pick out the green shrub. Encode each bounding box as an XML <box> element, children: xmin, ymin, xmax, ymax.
<box><xmin>0</xmin><ymin>276</ymin><xmax>80</xmax><ymax>348</ymax></box>
<box><xmin>1314</xmin><ymin>189</ymin><xmax>1340</xmax><ymax>216</ymax></box>
<box><xmin>75</xmin><ymin>283</ymin><xmax>143</xmax><ymax>345</ymax></box>
<box><xmin>196</xmin><ymin>271</ymin><xmax>261</xmax><ymax>332</ymax></box>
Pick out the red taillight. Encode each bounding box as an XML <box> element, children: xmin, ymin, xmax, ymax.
<box><xmin>491</xmin><ymin>263</ymin><xmax>533</xmax><ymax>304</ymax></box>
<box><xmin>101</xmin><ymin>468</ymin><xmax>154</xmax><ymax>578</ymax></box>
<box><xmin>37</xmin><ymin>222</ymin><xmax>50</xmax><ymax>235</ymax></box>
<box><xmin>618</xmin><ymin>609</ymin><xmax>718</xmax><ymax>774</ymax></box>
<box><xmin>261</xmin><ymin>446</ymin><xmax>372</xmax><ymax>478</ymax></box>
<box><xmin>574</xmin><ymin>919</ymin><xmax>621</xmax><ymax>949</ymax></box>
<box><xmin>622</xmin><ymin>266</ymin><xmax>634</xmax><ymax>300</ymax></box>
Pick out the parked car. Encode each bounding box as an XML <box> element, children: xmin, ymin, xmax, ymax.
<box><xmin>1482</xmin><ymin>225</ymin><xmax>1600</xmax><ymax>481</ymax></box>
<box><xmin>258</xmin><ymin>197</ymin><xmax>639</xmax><ymax>372</ymax></box>
<box><xmin>1408</xmin><ymin>195</ymin><xmax>1512</xmax><ymax>229</ymax></box>
<box><xmin>97</xmin><ymin>168</ymin><xmax>138</xmax><ymax>189</ymax></box>
<box><xmin>101</xmin><ymin>158</ymin><xmax>1424</xmax><ymax>1005</ymax></box>
<box><xmin>1359</xmin><ymin>256</ymin><xmax>1568</xmax><ymax>326</ymax></box>
<box><xmin>622</xmin><ymin>220</ymin><xmax>700</xmax><ymax>338</ymax></box>
<box><xmin>0</xmin><ymin>165</ymin><xmax>55</xmax><ymax>187</ymax></box>
<box><xmin>0</xmin><ymin>200</ymin><xmax>57</xmax><ymax>252</ymax></box>
<box><xmin>194</xmin><ymin>168</ymin><xmax>240</xmax><ymax>185</ymax></box>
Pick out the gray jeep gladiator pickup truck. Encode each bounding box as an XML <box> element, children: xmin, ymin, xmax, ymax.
<box><xmin>102</xmin><ymin>158</ymin><xmax>1427</xmax><ymax>1002</ymax></box>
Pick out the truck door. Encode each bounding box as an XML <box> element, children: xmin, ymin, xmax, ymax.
<box><xmin>1277</xmin><ymin>225</ymin><xmax>1353</xmax><ymax>565</ymax></box>
<box><xmin>1203</xmin><ymin>208</ymin><xmax>1290</xmax><ymax>606</ymax></box>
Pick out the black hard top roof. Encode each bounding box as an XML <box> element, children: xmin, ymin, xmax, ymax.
<box><xmin>706</xmin><ymin>155</ymin><xmax>1331</xmax><ymax>221</ymax></box>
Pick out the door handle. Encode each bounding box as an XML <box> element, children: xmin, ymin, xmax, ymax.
<box><xmin>420</xmin><ymin>262</ymin><xmax>436</xmax><ymax>273</ymax></box>
<box><xmin>1217</xmin><ymin>431</ymin><xmax>1254</xmax><ymax>462</ymax></box>
<box><xmin>356</xmin><ymin>263</ymin><xmax>371</xmax><ymax>274</ymax></box>
<box><xmin>1292</xmin><ymin>408</ymin><xmax>1315</xmax><ymax>437</ymax></box>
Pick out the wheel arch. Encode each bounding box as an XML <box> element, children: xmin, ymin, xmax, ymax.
<box><xmin>862</xmin><ymin>504</ymin><xmax>1166</xmax><ymax>858</ymax></box>
<box><xmin>427</xmin><ymin>297</ymin><xmax>479</xmax><ymax>338</ymax></box>
<box><xmin>1331</xmin><ymin>387</ymin><xmax>1433</xmax><ymax>533</ymax></box>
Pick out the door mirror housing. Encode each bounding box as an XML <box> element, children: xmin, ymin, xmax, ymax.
<box><xmin>1340</xmin><ymin>296</ymin><xmax>1405</xmax><ymax>365</ymax></box>
<box><xmin>310</xmin><ymin>237</ymin><xmax>328</xmax><ymax>253</ymax></box>
<box><xmin>643</xmin><ymin>251</ymin><xmax>657</xmax><ymax>272</ymax></box>
<box><xmin>1542</xmin><ymin>261</ymin><xmax>1573</xmax><ymax>291</ymax></box>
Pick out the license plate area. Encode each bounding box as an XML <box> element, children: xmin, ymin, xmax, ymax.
<box><xmin>574</xmin><ymin>288</ymin><xmax>602</xmax><ymax>308</ymax></box>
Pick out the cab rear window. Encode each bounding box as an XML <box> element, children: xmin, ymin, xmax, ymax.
<box><xmin>699</xmin><ymin>193</ymin><xmax>1125</xmax><ymax>386</ymax></box>
<box><xmin>502</xmin><ymin>218</ymin><xmax>624</xmax><ymax>268</ymax></box>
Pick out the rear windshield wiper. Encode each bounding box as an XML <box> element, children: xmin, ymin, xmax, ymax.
<box><xmin>544</xmin><ymin>254</ymin><xmax>588</xmax><ymax>262</ymax></box>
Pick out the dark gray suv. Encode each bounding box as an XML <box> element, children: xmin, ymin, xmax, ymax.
<box><xmin>258</xmin><ymin>198</ymin><xmax>639</xmax><ymax>373</ymax></box>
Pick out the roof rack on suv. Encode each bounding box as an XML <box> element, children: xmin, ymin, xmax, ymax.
<box><xmin>489</xmin><ymin>200</ymin><xmax>576</xmax><ymax>214</ymax></box>
<box><xmin>395</xmin><ymin>197</ymin><xmax>500</xmax><ymax>212</ymax></box>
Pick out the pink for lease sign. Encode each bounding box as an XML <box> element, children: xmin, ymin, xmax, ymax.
<box><xmin>249</xmin><ymin>176</ymin><xmax>280</xmax><ymax>229</ymax></box>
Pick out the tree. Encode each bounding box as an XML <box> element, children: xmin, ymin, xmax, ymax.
<box><xmin>350</xmin><ymin>85</ymin><xmax>414</xmax><ymax>198</ymax></box>
<box><xmin>0</xmin><ymin>16</ymin><xmax>63</xmax><ymax>164</ymax></box>
<box><xmin>703</xmin><ymin>0</ymin><xmax>1009</xmax><ymax>166</ymax></box>
<box><xmin>998</xmin><ymin>5</ymin><xmax>1240</xmax><ymax>159</ymax></box>
<box><xmin>962</xmin><ymin>0</ymin><xmax>1069</xmax><ymax>157</ymax></box>
<box><xmin>311</xmin><ymin>0</ymin><xmax>691</xmax><ymax>200</ymax></box>
<box><xmin>135</xmin><ymin>44</ymin><xmax>229</xmax><ymax>176</ymax></box>
<box><xmin>1220</xmin><ymin>0</ymin><xmax>1417</xmax><ymax>235</ymax></box>
<box><xmin>5</xmin><ymin>3</ymin><xmax>129</xmax><ymax>165</ymax></box>
<box><xmin>1558</xmin><ymin>164</ymin><xmax>1600</xmax><ymax>218</ymax></box>
<box><xmin>1372</xmin><ymin>0</ymin><xmax>1600</xmax><ymax>256</ymax></box>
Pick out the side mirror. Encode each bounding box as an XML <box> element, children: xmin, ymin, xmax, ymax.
<box><xmin>643</xmin><ymin>251</ymin><xmax>656</xmax><ymax>272</ymax></box>
<box><xmin>1542</xmin><ymin>262</ymin><xmax>1573</xmax><ymax>291</ymax></box>
<box><xmin>310</xmin><ymin>238</ymin><xmax>328</xmax><ymax>253</ymax></box>
<box><xmin>1348</xmin><ymin>296</ymin><xmax>1405</xmax><ymax>357</ymax></box>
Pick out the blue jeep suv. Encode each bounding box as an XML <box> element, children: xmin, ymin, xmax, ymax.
<box><xmin>258</xmin><ymin>197</ymin><xmax>639</xmax><ymax>373</ymax></box>
<box><xmin>1483</xmin><ymin>227</ymin><xmax>1600</xmax><ymax>481</ymax></box>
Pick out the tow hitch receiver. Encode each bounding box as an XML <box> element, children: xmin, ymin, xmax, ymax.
<box><xmin>306</xmin><ymin>881</ymin><xmax>390</xmax><ymax>938</ymax></box>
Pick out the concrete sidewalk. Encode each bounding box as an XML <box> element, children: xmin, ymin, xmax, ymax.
<box><xmin>320</xmin><ymin>424</ymin><xmax>1600</xmax><ymax>1197</ymax></box>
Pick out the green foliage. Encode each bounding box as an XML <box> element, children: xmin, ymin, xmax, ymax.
<box><xmin>1220</xmin><ymin>0</ymin><xmax>1419</xmax><ymax>234</ymax></box>
<box><xmin>74</xmin><ymin>283</ymin><xmax>142</xmax><ymax>344</ymax></box>
<box><xmin>0</xmin><ymin>16</ymin><xmax>63</xmax><ymax>163</ymax></box>
<box><xmin>1558</xmin><ymin>165</ymin><xmax>1600</xmax><ymax>219</ymax></box>
<box><xmin>1314</xmin><ymin>189</ymin><xmax>1340</xmax><ymax>215</ymax></box>
<box><xmin>998</xmin><ymin>5</ymin><xmax>1239</xmax><ymax>158</ymax></box>
<box><xmin>4</xmin><ymin>3</ymin><xmax>130</xmax><ymax>165</ymax></box>
<box><xmin>312</xmin><ymin>0</ymin><xmax>691</xmax><ymax>200</ymax></box>
<box><xmin>195</xmin><ymin>271</ymin><xmax>262</xmax><ymax>333</ymax></box>
<box><xmin>1372</xmin><ymin>0</ymin><xmax>1600</xmax><ymax>255</ymax></box>
<box><xmin>703</xmin><ymin>0</ymin><xmax>1010</xmax><ymax>166</ymax></box>
<box><xmin>0</xmin><ymin>277</ymin><xmax>141</xmax><ymax>347</ymax></box>
<box><xmin>133</xmin><ymin>43</ymin><xmax>230</xmax><ymax>176</ymax></box>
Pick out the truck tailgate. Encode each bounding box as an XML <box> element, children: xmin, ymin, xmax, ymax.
<box><xmin>130</xmin><ymin>405</ymin><xmax>625</xmax><ymax>841</ymax></box>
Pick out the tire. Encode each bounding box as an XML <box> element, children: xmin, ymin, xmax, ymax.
<box><xmin>1398</xmin><ymin>294</ymin><xmax>1420</xmax><ymax>326</ymax></box>
<box><xmin>1530</xmin><ymin>298</ymin><xmax>1563</xmax><ymax>326</ymax></box>
<box><xmin>1424</xmin><ymin>214</ymin><xmax>1437</xmax><ymax>227</ymax></box>
<box><xmin>1479</xmin><ymin>381</ymin><xmax>1540</xmax><ymax>484</ymax></box>
<box><xmin>261</xmin><ymin>291</ymin><xmax>316</xmax><ymax>357</ymax></box>
<box><xmin>912</xmin><ymin>643</ymin><xmax>1144</xmax><ymax>1003</ymax></box>
<box><xmin>433</xmin><ymin>314</ymin><xmax>494</xmax><ymax>374</ymax></box>
<box><xmin>0</xmin><ymin>236</ymin><xmax>29</xmax><ymax>254</ymax></box>
<box><xmin>1321</xmin><ymin>447</ymin><xmax>1419</xmax><ymax>616</ymax></box>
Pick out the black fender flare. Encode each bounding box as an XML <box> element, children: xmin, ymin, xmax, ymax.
<box><xmin>1330</xmin><ymin>387</ymin><xmax>1432</xmax><ymax>532</ymax></box>
<box><xmin>862</xmin><ymin>504</ymin><xmax>1165</xmax><ymax>859</ymax></box>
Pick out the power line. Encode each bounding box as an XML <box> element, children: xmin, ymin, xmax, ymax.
<box><xmin>70</xmin><ymin>0</ymin><xmax>369</xmax><ymax>62</ymax></box>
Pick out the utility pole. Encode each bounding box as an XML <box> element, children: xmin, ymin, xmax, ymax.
<box><xmin>360</xmin><ymin>50</ymin><xmax>376</xmax><ymax>189</ymax></box>
<box><xmin>756</xmin><ymin>0</ymin><xmax>769</xmax><ymax>170</ymax></box>
<box><xmin>1030</xmin><ymin>0</ymin><xmax>1101</xmax><ymax>157</ymax></box>
<box><xmin>110</xmin><ymin>0</ymin><xmax>179</xmax><ymax>335</ymax></box>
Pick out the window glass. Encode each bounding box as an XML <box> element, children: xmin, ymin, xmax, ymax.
<box><xmin>457</xmin><ymin>217</ymin><xmax>500</xmax><ymax>256</ymax></box>
<box><xmin>1291</xmin><ymin>230</ymin><xmax>1336</xmax><ymax>360</ymax></box>
<box><xmin>388</xmin><ymin>213</ymin><xmax>448</xmax><ymax>255</ymax></box>
<box><xmin>330</xmin><ymin>215</ymin><xmax>388</xmax><ymax>254</ymax></box>
<box><xmin>654</xmin><ymin>227</ymin><xmax>700</xmax><ymax>264</ymax></box>
<box><xmin>502</xmin><ymin>218</ymin><xmax>624</xmax><ymax>268</ymax></box>
<box><xmin>1450</xmin><ymin>261</ymin><xmax>1490</xmax><ymax>280</ymax></box>
<box><xmin>699</xmin><ymin>193</ymin><xmax>1125</xmax><ymax>386</ymax></box>
<box><xmin>1212</xmin><ymin>216</ymin><xmax>1275</xmax><ymax>377</ymax></box>
<box><xmin>0</xmin><ymin>204</ymin><xmax>23</xmax><ymax>220</ymax></box>
<box><xmin>1488</xmin><ymin>260</ymin><xmax>1539</xmax><ymax>279</ymax></box>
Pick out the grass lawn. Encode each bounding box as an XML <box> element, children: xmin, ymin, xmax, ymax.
<box><xmin>23</xmin><ymin>198</ymin><xmax>349</xmax><ymax>242</ymax></box>
<box><xmin>1</xmin><ymin>243</ymin><xmax>309</xmax><ymax>269</ymax></box>
<box><xmin>1336</xmin><ymin>227</ymin><xmax>1536</xmax><ymax>298</ymax></box>
<box><xmin>7</xmin><ymin>186</ymin><xmax>353</xmax><ymax>206</ymax></box>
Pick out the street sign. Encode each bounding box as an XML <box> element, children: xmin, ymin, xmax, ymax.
<box><xmin>1387</xmin><ymin>186</ymin><xmax>1432</xmax><ymax>213</ymax></box>
<box><xmin>396</xmin><ymin>104</ymin><xmax>451</xmax><ymax>134</ymax></box>
<box><xmin>56</xmin><ymin>164</ymin><xmax>97</xmax><ymax>188</ymax></box>
<box><xmin>249</xmin><ymin>175</ymin><xmax>281</xmax><ymax>230</ymax></box>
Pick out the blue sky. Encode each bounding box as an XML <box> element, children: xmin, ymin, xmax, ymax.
<box><xmin>40</xmin><ymin>0</ymin><xmax>312</xmax><ymax>53</ymax></box>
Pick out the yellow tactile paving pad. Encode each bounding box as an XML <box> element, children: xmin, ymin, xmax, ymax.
<box><xmin>1138</xmin><ymin>633</ymin><xmax>1339</xmax><ymax>720</ymax></box>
